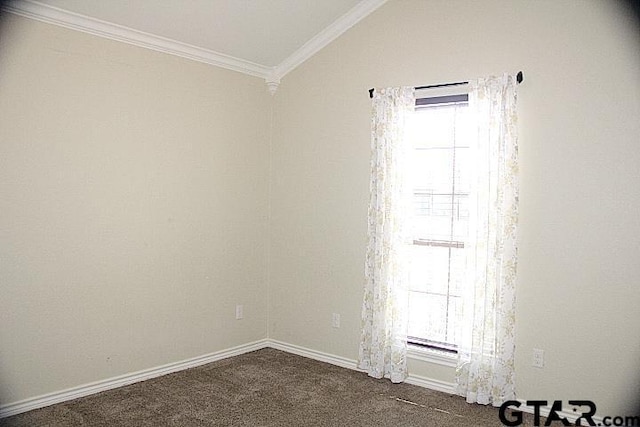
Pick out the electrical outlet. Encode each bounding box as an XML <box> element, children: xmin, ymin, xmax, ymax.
<box><xmin>331</xmin><ymin>313</ymin><xmax>340</xmax><ymax>328</ymax></box>
<box><xmin>532</xmin><ymin>348</ymin><xmax>544</xmax><ymax>368</ymax></box>
<box><xmin>235</xmin><ymin>304</ymin><xmax>243</xmax><ymax>320</ymax></box>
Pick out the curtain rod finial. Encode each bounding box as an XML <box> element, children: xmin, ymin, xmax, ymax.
<box><xmin>369</xmin><ymin>88</ymin><xmax>374</xmax><ymax>98</ymax></box>
<box><xmin>516</xmin><ymin>71</ymin><xmax>523</xmax><ymax>84</ymax></box>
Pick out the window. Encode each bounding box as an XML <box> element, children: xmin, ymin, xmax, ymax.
<box><xmin>405</xmin><ymin>91</ymin><xmax>471</xmax><ymax>352</ymax></box>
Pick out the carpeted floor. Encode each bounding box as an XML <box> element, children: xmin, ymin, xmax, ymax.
<box><xmin>1</xmin><ymin>348</ymin><xmax>545</xmax><ymax>426</ymax></box>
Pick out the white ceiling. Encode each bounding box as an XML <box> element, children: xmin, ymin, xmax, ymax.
<box><xmin>5</xmin><ymin>0</ymin><xmax>387</xmax><ymax>87</ymax></box>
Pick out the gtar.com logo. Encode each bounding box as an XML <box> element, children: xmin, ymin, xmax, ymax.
<box><xmin>499</xmin><ymin>400</ymin><xmax>640</xmax><ymax>426</ymax></box>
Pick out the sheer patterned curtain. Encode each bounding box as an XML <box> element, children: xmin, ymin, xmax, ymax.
<box><xmin>358</xmin><ymin>86</ymin><xmax>415</xmax><ymax>383</ymax></box>
<box><xmin>455</xmin><ymin>74</ymin><xmax>520</xmax><ymax>406</ymax></box>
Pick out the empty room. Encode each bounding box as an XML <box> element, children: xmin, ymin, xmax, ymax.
<box><xmin>1</xmin><ymin>0</ymin><xmax>639</xmax><ymax>425</ymax></box>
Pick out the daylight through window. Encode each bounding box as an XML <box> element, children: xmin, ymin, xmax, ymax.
<box><xmin>406</xmin><ymin>93</ymin><xmax>470</xmax><ymax>352</ymax></box>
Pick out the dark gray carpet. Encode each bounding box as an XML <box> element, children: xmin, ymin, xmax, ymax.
<box><xmin>1</xmin><ymin>348</ymin><xmax>546</xmax><ymax>426</ymax></box>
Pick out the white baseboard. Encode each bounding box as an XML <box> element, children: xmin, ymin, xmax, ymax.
<box><xmin>405</xmin><ymin>374</ymin><xmax>455</xmax><ymax>394</ymax></box>
<box><xmin>268</xmin><ymin>339</ymin><xmax>456</xmax><ymax>394</ymax></box>
<box><xmin>267</xmin><ymin>339</ymin><xmax>359</xmax><ymax>371</ymax></box>
<box><xmin>2</xmin><ymin>338</ymin><xmax>516</xmax><ymax>420</ymax></box>
<box><xmin>0</xmin><ymin>339</ymin><xmax>269</xmax><ymax>418</ymax></box>
<box><xmin>264</xmin><ymin>342</ymin><xmax>608</xmax><ymax>424</ymax></box>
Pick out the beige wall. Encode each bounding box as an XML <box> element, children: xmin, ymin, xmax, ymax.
<box><xmin>1</xmin><ymin>0</ymin><xmax>639</xmax><ymax>418</ymax></box>
<box><xmin>0</xmin><ymin>15</ymin><xmax>271</xmax><ymax>404</ymax></box>
<box><xmin>270</xmin><ymin>0</ymin><xmax>640</xmax><ymax>416</ymax></box>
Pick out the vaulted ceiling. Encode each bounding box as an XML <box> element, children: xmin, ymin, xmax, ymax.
<box><xmin>5</xmin><ymin>0</ymin><xmax>388</xmax><ymax>92</ymax></box>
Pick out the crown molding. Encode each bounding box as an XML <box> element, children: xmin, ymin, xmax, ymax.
<box><xmin>3</xmin><ymin>0</ymin><xmax>388</xmax><ymax>93</ymax></box>
<box><xmin>271</xmin><ymin>0</ymin><xmax>388</xmax><ymax>81</ymax></box>
<box><xmin>3</xmin><ymin>0</ymin><xmax>273</xmax><ymax>80</ymax></box>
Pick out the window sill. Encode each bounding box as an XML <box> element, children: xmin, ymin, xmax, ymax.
<box><xmin>407</xmin><ymin>344</ymin><xmax>457</xmax><ymax>368</ymax></box>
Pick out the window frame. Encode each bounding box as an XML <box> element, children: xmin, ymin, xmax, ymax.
<box><xmin>407</xmin><ymin>89</ymin><xmax>470</xmax><ymax>354</ymax></box>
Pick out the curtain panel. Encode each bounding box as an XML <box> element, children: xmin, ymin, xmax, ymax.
<box><xmin>358</xmin><ymin>86</ymin><xmax>415</xmax><ymax>383</ymax></box>
<box><xmin>455</xmin><ymin>74</ymin><xmax>520</xmax><ymax>406</ymax></box>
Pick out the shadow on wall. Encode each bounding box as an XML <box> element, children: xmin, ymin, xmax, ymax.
<box><xmin>0</xmin><ymin>0</ymin><xmax>14</xmax><ymax>52</ymax></box>
<box><xmin>617</xmin><ymin>0</ymin><xmax>640</xmax><ymax>390</ymax></box>
<box><xmin>0</xmin><ymin>0</ymin><xmax>14</xmax><ymax>409</ymax></box>
<box><xmin>619</xmin><ymin>0</ymin><xmax>640</xmax><ymax>31</ymax></box>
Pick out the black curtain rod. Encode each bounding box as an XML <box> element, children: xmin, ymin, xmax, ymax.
<box><xmin>368</xmin><ymin>71</ymin><xmax>524</xmax><ymax>98</ymax></box>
